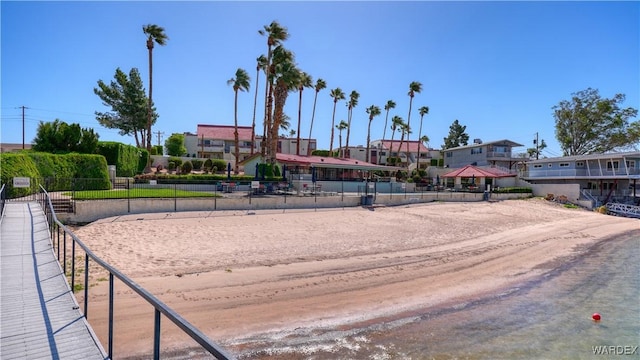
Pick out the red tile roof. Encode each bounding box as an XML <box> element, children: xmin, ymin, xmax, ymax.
<box><xmin>197</xmin><ymin>124</ymin><xmax>253</xmax><ymax>141</ymax></box>
<box><xmin>442</xmin><ymin>165</ymin><xmax>515</xmax><ymax>178</ymax></box>
<box><xmin>379</xmin><ymin>140</ymin><xmax>428</xmax><ymax>153</ymax></box>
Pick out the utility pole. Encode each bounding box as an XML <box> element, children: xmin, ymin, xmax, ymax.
<box><xmin>533</xmin><ymin>132</ymin><xmax>539</xmax><ymax>160</ymax></box>
<box><xmin>19</xmin><ymin>106</ymin><xmax>28</xmax><ymax>149</ymax></box>
<box><xmin>154</xmin><ymin>131</ymin><xmax>164</xmax><ymax>146</ymax></box>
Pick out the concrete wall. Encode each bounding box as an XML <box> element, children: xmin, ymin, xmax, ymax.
<box><xmin>58</xmin><ymin>191</ymin><xmax>532</xmax><ymax>224</ymax></box>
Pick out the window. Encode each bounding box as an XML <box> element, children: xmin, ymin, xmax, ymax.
<box><xmin>533</xmin><ymin>164</ymin><xmax>543</xmax><ymax>169</ymax></box>
<box><xmin>548</xmin><ymin>163</ymin><xmax>553</xmax><ymax>168</ymax></box>
<box><xmin>626</xmin><ymin>160</ymin><xmax>636</xmax><ymax>169</ymax></box>
<box><xmin>471</xmin><ymin>147</ymin><xmax>483</xmax><ymax>155</ymax></box>
<box><xmin>576</xmin><ymin>161</ymin><xmax>585</xmax><ymax>167</ymax></box>
<box><xmin>559</xmin><ymin>162</ymin><xmax>570</xmax><ymax>167</ymax></box>
<box><xmin>446</xmin><ymin>152</ymin><xmax>452</xmax><ymax>158</ymax></box>
<box><xmin>493</xmin><ymin>146</ymin><xmax>508</xmax><ymax>153</ymax></box>
<box><xmin>607</xmin><ymin>161</ymin><xmax>619</xmax><ymax>170</ymax></box>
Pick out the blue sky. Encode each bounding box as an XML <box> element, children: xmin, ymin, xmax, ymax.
<box><xmin>2</xmin><ymin>1</ymin><xmax>638</xmax><ymax>158</ymax></box>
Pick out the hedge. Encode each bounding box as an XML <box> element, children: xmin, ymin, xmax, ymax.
<box><xmin>0</xmin><ymin>152</ymin><xmax>111</xmax><ymax>198</ymax></box>
<box><xmin>96</xmin><ymin>142</ymin><xmax>145</xmax><ymax>177</ymax></box>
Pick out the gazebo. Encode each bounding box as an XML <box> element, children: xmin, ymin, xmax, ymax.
<box><xmin>442</xmin><ymin>165</ymin><xmax>515</xmax><ymax>190</ymax></box>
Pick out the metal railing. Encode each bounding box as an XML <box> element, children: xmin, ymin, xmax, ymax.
<box><xmin>37</xmin><ymin>185</ymin><xmax>235</xmax><ymax>360</ymax></box>
<box><xmin>0</xmin><ymin>184</ymin><xmax>5</xmax><ymax>216</ymax></box>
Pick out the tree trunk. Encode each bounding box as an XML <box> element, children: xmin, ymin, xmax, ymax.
<box><xmin>296</xmin><ymin>88</ymin><xmax>303</xmax><ymax>155</ymax></box>
<box><xmin>345</xmin><ymin>107</ymin><xmax>352</xmax><ymax>158</ymax></box>
<box><xmin>234</xmin><ymin>89</ymin><xmax>240</xmax><ymax>174</ymax></box>
<box><xmin>251</xmin><ymin>66</ymin><xmax>260</xmax><ymax>155</ymax></box>
<box><xmin>366</xmin><ymin>119</ymin><xmax>372</xmax><ymax>163</ymax></box>
<box><xmin>329</xmin><ymin>101</ymin><xmax>337</xmax><ymax>155</ymax></box>
<box><xmin>307</xmin><ymin>91</ymin><xmax>319</xmax><ymax>156</ymax></box>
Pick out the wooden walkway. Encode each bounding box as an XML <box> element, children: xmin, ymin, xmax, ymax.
<box><xmin>1</xmin><ymin>202</ymin><xmax>107</xmax><ymax>359</ymax></box>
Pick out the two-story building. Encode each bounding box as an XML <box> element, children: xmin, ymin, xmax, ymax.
<box><xmin>184</xmin><ymin>124</ymin><xmax>317</xmax><ymax>163</ymax></box>
<box><xmin>367</xmin><ymin>140</ymin><xmax>440</xmax><ymax>168</ymax></box>
<box><xmin>521</xmin><ymin>151</ymin><xmax>640</xmax><ymax>205</ymax></box>
<box><xmin>443</xmin><ymin>139</ymin><xmax>524</xmax><ymax>170</ymax></box>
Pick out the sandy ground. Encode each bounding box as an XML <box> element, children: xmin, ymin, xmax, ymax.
<box><xmin>70</xmin><ymin>199</ymin><xmax>639</xmax><ymax>358</ymax></box>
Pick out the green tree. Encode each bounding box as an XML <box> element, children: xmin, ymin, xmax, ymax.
<box><xmin>295</xmin><ymin>71</ymin><xmax>313</xmax><ymax>155</ymax></box>
<box><xmin>406</xmin><ymin>81</ymin><xmax>423</xmax><ymax>143</ymax></box>
<box><xmin>365</xmin><ymin>105</ymin><xmax>381</xmax><ymax>163</ymax></box>
<box><xmin>142</xmin><ymin>24</ymin><xmax>169</xmax><ymax>154</ymax></box>
<box><xmin>416</xmin><ymin>106</ymin><xmax>429</xmax><ymax>169</ymax></box>
<box><xmin>259</xmin><ymin>21</ymin><xmax>290</xmax><ymax>158</ymax></box>
<box><xmin>227</xmin><ymin>68</ymin><xmax>251</xmax><ymax>174</ymax></box>
<box><xmin>94</xmin><ymin>68</ymin><xmax>155</xmax><ymax>148</ymax></box>
<box><xmin>307</xmin><ymin>78</ymin><xmax>327</xmax><ymax>155</ymax></box>
<box><xmin>32</xmin><ymin>119</ymin><xmax>99</xmax><ymax>154</ymax></box>
<box><xmin>397</xmin><ymin>122</ymin><xmax>411</xmax><ymax>166</ymax></box>
<box><xmin>165</xmin><ymin>133</ymin><xmax>186</xmax><ymax>156</ymax></box>
<box><xmin>328</xmin><ymin>87</ymin><xmax>346</xmax><ymax>155</ymax></box>
<box><xmin>336</xmin><ymin>120</ymin><xmax>348</xmax><ymax>157</ymax></box>
<box><xmin>252</xmin><ymin>55</ymin><xmax>268</xmax><ymax>155</ymax></box>
<box><xmin>553</xmin><ymin>88</ymin><xmax>639</xmax><ymax>155</ymax></box>
<box><xmin>442</xmin><ymin>119</ymin><xmax>469</xmax><ymax>149</ymax></box>
<box><xmin>344</xmin><ymin>90</ymin><xmax>360</xmax><ymax>158</ymax></box>
<box><xmin>382</xmin><ymin>100</ymin><xmax>396</xmax><ymax>144</ymax></box>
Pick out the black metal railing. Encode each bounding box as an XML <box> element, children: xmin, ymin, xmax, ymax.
<box><xmin>37</xmin><ymin>185</ymin><xmax>235</xmax><ymax>360</ymax></box>
<box><xmin>0</xmin><ymin>183</ymin><xmax>5</xmax><ymax>216</ymax></box>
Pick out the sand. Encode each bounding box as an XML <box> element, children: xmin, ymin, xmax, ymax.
<box><xmin>70</xmin><ymin>199</ymin><xmax>639</xmax><ymax>358</ymax></box>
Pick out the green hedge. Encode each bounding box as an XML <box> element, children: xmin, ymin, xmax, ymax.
<box><xmin>96</xmin><ymin>142</ymin><xmax>146</xmax><ymax>177</ymax></box>
<box><xmin>0</xmin><ymin>152</ymin><xmax>111</xmax><ymax>198</ymax></box>
<box><xmin>492</xmin><ymin>187</ymin><xmax>532</xmax><ymax>194</ymax></box>
<box><xmin>0</xmin><ymin>153</ymin><xmax>40</xmax><ymax>198</ymax></box>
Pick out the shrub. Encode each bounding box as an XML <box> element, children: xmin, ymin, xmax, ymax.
<box><xmin>204</xmin><ymin>158</ymin><xmax>213</xmax><ymax>171</ymax></box>
<box><xmin>168</xmin><ymin>157</ymin><xmax>183</xmax><ymax>169</ymax></box>
<box><xmin>191</xmin><ymin>159</ymin><xmax>203</xmax><ymax>170</ymax></box>
<box><xmin>493</xmin><ymin>187</ymin><xmax>533</xmax><ymax>194</ymax></box>
<box><xmin>168</xmin><ymin>161</ymin><xmax>176</xmax><ymax>171</ymax></box>
<box><xmin>182</xmin><ymin>161</ymin><xmax>193</xmax><ymax>174</ymax></box>
<box><xmin>0</xmin><ymin>153</ymin><xmax>40</xmax><ymax>198</ymax></box>
<box><xmin>211</xmin><ymin>159</ymin><xmax>227</xmax><ymax>173</ymax></box>
<box><xmin>96</xmin><ymin>142</ymin><xmax>141</xmax><ymax>177</ymax></box>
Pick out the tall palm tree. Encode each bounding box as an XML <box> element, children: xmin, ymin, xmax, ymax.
<box><xmin>344</xmin><ymin>90</ymin><xmax>360</xmax><ymax>158</ymax></box>
<box><xmin>295</xmin><ymin>71</ymin><xmax>313</xmax><ymax>155</ymax></box>
<box><xmin>307</xmin><ymin>78</ymin><xmax>326</xmax><ymax>156</ymax></box>
<box><xmin>227</xmin><ymin>68</ymin><xmax>251</xmax><ymax>174</ymax></box>
<box><xmin>389</xmin><ymin>115</ymin><xmax>403</xmax><ymax>164</ymax></box>
<box><xmin>406</xmin><ymin>81</ymin><xmax>423</xmax><ymax>144</ymax></box>
<box><xmin>415</xmin><ymin>106</ymin><xmax>429</xmax><ymax>171</ymax></box>
<box><xmin>382</xmin><ymin>100</ymin><xmax>396</xmax><ymax>144</ymax></box>
<box><xmin>336</xmin><ymin>120</ymin><xmax>348</xmax><ymax>157</ymax></box>
<box><xmin>365</xmin><ymin>105</ymin><xmax>381</xmax><ymax>163</ymax></box>
<box><xmin>328</xmin><ymin>87</ymin><xmax>346</xmax><ymax>156</ymax></box>
<box><xmin>270</xmin><ymin>46</ymin><xmax>299</xmax><ymax>163</ymax></box>
<box><xmin>142</xmin><ymin>24</ymin><xmax>168</xmax><ymax>156</ymax></box>
<box><xmin>252</xmin><ymin>55</ymin><xmax>268</xmax><ymax>155</ymax></box>
<box><xmin>259</xmin><ymin>21</ymin><xmax>289</xmax><ymax>158</ymax></box>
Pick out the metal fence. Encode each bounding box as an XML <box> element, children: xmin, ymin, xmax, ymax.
<box><xmin>37</xmin><ymin>185</ymin><xmax>235</xmax><ymax>360</ymax></box>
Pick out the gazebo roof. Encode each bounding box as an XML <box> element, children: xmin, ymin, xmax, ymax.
<box><xmin>442</xmin><ymin>165</ymin><xmax>515</xmax><ymax>178</ymax></box>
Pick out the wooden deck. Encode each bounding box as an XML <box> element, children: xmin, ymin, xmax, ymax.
<box><xmin>0</xmin><ymin>202</ymin><xmax>107</xmax><ymax>359</ymax></box>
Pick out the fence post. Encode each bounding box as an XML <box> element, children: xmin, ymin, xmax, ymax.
<box><xmin>84</xmin><ymin>254</ymin><xmax>89</xmax><ymax>318</ymax></box>
<box><xmin>127</xmin><ymin>178</ymin><xmax>131</xmax><ymax>213</ymax></box>
<box><xmin>153</xmin><ymin>309</ymin><xmax>161</xmax><ymax>360</ymax></box>
<box><xmin>174</xmin><ymin>184</ymin><xmax>177</xmax><ymax>212</ymax></box>
<box><xmin>63</xmin><ymin>232</ymin><xmax>67</xmax><ymax>276</ymax></box>
<box><xmin>108</xmin><ymin>273</ymin><xmax>114</xmax><ymax>359</ymax></box>
<box><xmin>71</xmin><ymin>240</ymin><xmax>76</xmax><ymax>290</ymax></box>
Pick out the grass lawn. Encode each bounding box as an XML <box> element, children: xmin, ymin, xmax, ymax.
<box><xmin>64</xmin><ymin>188</ymin><xmax>220</xmax><ymax>200</ymax></box>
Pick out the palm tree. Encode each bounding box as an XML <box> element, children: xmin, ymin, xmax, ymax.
<box><xmin>406</xmin><ymin>81</ymin><xmax>423</xmax><ymax>144</ymax></box>
<box><xmin>415</xmin><ymin>106</ymin><xmax>429</xmax><ymax>171</ymax></box>
<box><xmin>389</xmin><ymin>115</ymin><xmax>403</xmax><ymax>164</ymax></box>
<box><xmin>295</xmin><ymin>71</ymin><xmax>313</xmax><ymax>155</ymax></box>
<box><xmin>329</xmin><ymin>87</ymin><xmax>346</xmax><ymax>156</ymax></box>
<box><xmin>252</xmin><ymin>55</ymin><xmax>268</xmax><ymax>155</ymax></box>
<box><xmin>307</xmin><ymin>78</ymin><xmax>326</xmax><ymax>156</ymax></box>
<box><xmin>344</xmin><ymin>90</ymin><xmax>360</xmax><ymax>158</ymax></box>
<box><xmin>227</xmin><ymin>68</ymin><xmax>251</xmax><ymax>174</ymax></box>
<box><xmin>365</xmin><ymin>105</ymin><xmax>381</xmax><ymax>163</ymax></box>
<box><xmin>142</xmin><ymin>24</ymin><xmax>168</xmax><ymax>156</ymax></box>
<box><xmin>270</xmin><ymin>46</ymin><xmax>299</xmax><ymax>163</ymax></box>
<box><xmin>382</xmin><ymin>100</ymin><xmax>396</xmax><ymax>144</ymax></box>
<box><xmin>397</xmin><ymin>122</ymin><xmax>411</xmax><ymax>167</ymax></box>
<box><xmin>336</xmin><ymin>120</ymin><xmax>348</xmax><ymax>157</ymax></box>
<box><xmin>259</xmin><ymin>21</ymin><xmax>289</xmax><ymax>158</ymax></box>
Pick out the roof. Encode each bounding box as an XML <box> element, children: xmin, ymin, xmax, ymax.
<box><xmin>526</xmin><ymin>151</ymin><xmax>640</xmax><ymax>164</ymax></box>
<box><xmin>442</xmin><ymin>165</ymin><xmax>515</xmax><ymax>178</ymax></box>
<box><xmin>375</xmin><ymin>140</ymin><xmax>429</xmax><ymax>153</ymax></box>
<box><xmin>444</xmin><ymin>139</ymin><xmax>524</xmax><ymax>151</ymax></box>
<box><xmin>197</xmin><ymin>124</ymin><xmax>253</xmax><ymax>141</ymax></box>
<box><xmin>241</xmin><ymin>153</ymin><xmax>401</xmax><ymax>171</ymax></box>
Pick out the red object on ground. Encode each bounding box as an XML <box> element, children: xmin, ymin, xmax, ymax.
<box><xmin>592</xmin><ymin>313</ymin><xmax>601</xmax><ymax>321</ymax></box>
